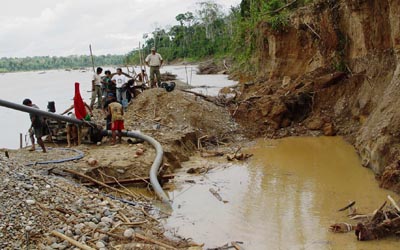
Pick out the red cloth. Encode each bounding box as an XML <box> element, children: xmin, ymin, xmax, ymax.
<box><xmin>73</xmin><ymin>82</ymin><xmax>87</xmax><ymax>120</ymax></box>
<box><xmin>111</xmin><ymin>120</ymin><xmax>124</xmax><ymax>131</ymax></box>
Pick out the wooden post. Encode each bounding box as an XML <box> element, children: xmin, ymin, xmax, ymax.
<box><xmin>19</xmin><ymin>133</ymin><xmax>23</xmax><ymax>149</ymax></box>
<box><xmin>89</xmin><ymin>44</ymin><xmax>95</xmax><ymax>73</ymax></box>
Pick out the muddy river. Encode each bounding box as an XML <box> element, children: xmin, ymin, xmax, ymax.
<box><xmin>164</xmin><ymin>136</ymin><xmax>400</xmax><ymax>249</ymax></box>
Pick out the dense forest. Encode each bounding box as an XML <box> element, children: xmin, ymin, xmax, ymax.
<box><xmin>0</xmin><ymin>55</ymin><xmax>124</xmax><ymax>73</ymax></box>
<box><xmin>0</xmin><ymin>0</ymin><xmax>313</xmax><ymax>73</ymax></box>
<box><xmin>126</xmin><ymin>0</ymin><xmax>313</xmax><ymax>73</ymax></box>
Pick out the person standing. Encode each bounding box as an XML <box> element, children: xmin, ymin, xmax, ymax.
<box><xmin>108</xmin><ymin>97</ymin><xmax>124</xmax><ymax>145</ymax></box>
<box><xmin>22</xmin><ymin>99</ymin><xmax>46</xmax><ymax>153</ymax></box>
<box><xmin>135</xmin><ymin>69</ymin><xmax>149</xmax><ymax>87</ymax></box>
<box><xmin>103</xmin><ymin>93</ymin><xmax>115</xmax><ymax>130</ymax></box>
<box><xmin>90</xmin><ymin>67</ymin><xmax>103</xmax><ymax>109</ymax></box>
<box><xmin>111</xmin><ymin>68</ymin><xmax>129</xmax><ymax>110</ymax></box>
<box><xmin>145</xmin><ymin>47</ymin><xmax>163</xmax><ymax>88</ymax></box>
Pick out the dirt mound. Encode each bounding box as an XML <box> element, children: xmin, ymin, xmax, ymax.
<box><xmin>84</xmin><ymin>88</ymin><xmax>242</xmax><ymax>178</ymax></box>
<box><xmin>126</xmin><ymin>88</ymin><xmax>239</xmax><ymax>143</ymax></box>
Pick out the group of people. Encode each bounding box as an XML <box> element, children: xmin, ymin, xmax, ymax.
<box><xmin>23</xmin><ymin>47</ymin><xmax>164</xmax><ymax>151</ymax></box>
<box><xmin>90</xmin><ymin>47</ymin><xmax>163</xmax><ymax>111</ymax></box>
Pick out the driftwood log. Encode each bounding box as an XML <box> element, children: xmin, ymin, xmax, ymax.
<box><xmin>330</xmin><ymin>196</ymin><xmax>400</xmax><ymax>241</ymax></box>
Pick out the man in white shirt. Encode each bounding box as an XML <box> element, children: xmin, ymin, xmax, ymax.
<box><xmin>145</xmin><ymin>47</ymin><xmax>163</xmax><ymax>88</ymax></box>
<box><xmin>90</xmin><ymin>67</ymin><xmax>103</xmax><ymax>109</ymax></box>
<box><xmin>111</xmin><ymin>68</ymin><xmax>129</xmax><ymax>110</ymax></box>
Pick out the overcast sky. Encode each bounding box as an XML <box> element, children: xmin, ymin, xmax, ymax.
<box><xmin>0</xmin><ymin>0</ymin><xmax>241</xmax><ymax>58</ymax></box>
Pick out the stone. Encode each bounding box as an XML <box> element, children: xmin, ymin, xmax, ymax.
<box><xmin>323</xmin><ymin>122</ymin><xmax>335</xmax><ymax>136</ymax></box>
<box><xmin>96</xmin><ymin>241</ymin><xmax>106</xmax><ymax>248</ymax></box>
<box><xmin>101</xmin><ymin>217</ymin><xmax>113</xmax><ymax>224</ymax></box>
<box><xmin>306</xmin><ymin>118</ymin><xmax>324</xmax><ymax>130</ymax></box>
<box><xmin>282</xmin><ymin>76</ymin><xmax>291</xmax><ymax>87</ymax></box>
<box><xmin>87</xmin><ymin>158</ymin><xmax>98</xmax><ymax>166</ymax></box>
<box><xmin>87</xmin><ymin>221</ymin><xmax>97</xmax><ymax>229</ymax></box>
<box><xmin>25</xmin><ymin>199</ymin><xmax>35</xmax><ymax>205</ymax></box>
<box><xmin>123</xmin><ymin>228</ymin><xmax>134</xmax><ymax>238</ymax></box>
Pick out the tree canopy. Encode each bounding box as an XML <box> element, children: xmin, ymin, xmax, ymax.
<box><xmin>0</xmin><ymin>55</ymin><xmax>124</xmax><ymax>73</ymax></box>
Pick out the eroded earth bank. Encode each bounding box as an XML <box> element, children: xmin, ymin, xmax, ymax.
<box><xmin>226</xmin><ymin>0</ymin><xmax>400</xmax><ymax>193</ymax></box>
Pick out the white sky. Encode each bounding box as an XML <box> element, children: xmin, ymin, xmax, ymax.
<box><xmin>0</xmin><ymin>0</ymin><xmax>241</xmax><ymax>58</ymax></box>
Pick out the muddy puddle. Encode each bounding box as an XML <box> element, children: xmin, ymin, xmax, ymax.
<box><xmin>164</xmin><ymin>136</ymin><xmax>400</xmax><ymax>249</ymax></box>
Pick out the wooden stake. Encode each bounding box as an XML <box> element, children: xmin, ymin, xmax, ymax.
<box><xmin>89</xmin><ymin>44</ymin><xmax>95</xmax><ymax>73</ymax></box>
<box><xmin>51</xmin><ymin>230</ymin><xmax>95</xmax><ymax>250</ymax></box>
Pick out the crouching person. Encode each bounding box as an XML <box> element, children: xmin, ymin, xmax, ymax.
<box><xmin>23</xmin><ymin>98</ymin><xmax>47</xmax><ymax>153</ymax></box>
<box><xmin>108</xmin><ymin>96</ymin><xmax>124</xmax><ymax>145</ymax></box>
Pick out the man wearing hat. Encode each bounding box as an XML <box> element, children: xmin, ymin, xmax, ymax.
<box><xmin>145</xmin><ymin>47</ymin><xmax>163</xmax><ymax>88</ymax></box>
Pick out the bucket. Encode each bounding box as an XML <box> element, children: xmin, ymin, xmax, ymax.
<box><xmin>47</xmin><ymin>101</ymin><xmax>56</xmax><ymax>113</ymax></box>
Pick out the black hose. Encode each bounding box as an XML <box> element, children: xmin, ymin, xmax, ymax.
<box><xmin>25</xmin><ymin>148</ymin><xmax>84</xmax><ymax>166</ymax></box>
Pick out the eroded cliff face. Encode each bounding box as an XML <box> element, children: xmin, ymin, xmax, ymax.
<box><xmin>231</xmin><ymin>0</ymin><xmax>400</xmax><ymax>191</ymax></box>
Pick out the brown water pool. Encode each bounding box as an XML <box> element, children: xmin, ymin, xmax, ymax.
<box><xmin>164</xmin><ymin>136</ymin><xmax>400</xmax><ymax>249</ymax></box>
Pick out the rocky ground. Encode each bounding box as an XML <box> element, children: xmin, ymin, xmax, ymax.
<box><xmin>0</xmin><ymin>154</ymin><xmax>198</xmax><ymax>249</ymax></box>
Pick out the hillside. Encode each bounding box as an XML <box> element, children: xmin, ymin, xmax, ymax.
<box><xmin>228</xmin><ymin>0</ymin><xmax>400</xmax><ymax>192</ymax></box>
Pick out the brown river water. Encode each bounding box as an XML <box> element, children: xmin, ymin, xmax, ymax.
<box><xmin>163</xmin><ymin>136</ymin><xmax>400</xmax><ymax>249</ymax></box>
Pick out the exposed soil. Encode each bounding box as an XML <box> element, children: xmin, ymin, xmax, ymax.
<box><xmin>228</xmin><ymin>0</ymin><xmax>400</xmax><ymax>194</ymax></box>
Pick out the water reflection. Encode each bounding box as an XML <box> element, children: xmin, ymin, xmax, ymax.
<box><xmin>165</xmin><ymin>137</ymin><xmax>400</xmax><ymax>249</ymax></box>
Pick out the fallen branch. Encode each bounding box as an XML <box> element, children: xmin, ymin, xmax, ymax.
<box><xmin>209</xmin><ymin>188</ymin><xmax>228</xmax><ymax>203</ymax></box>
<box><xmin>141</xmin><ymin>207</ymin><xmax>159</xmax><ymax>222</ymax></box>
<box><xmin>180</xmin><ymin>89</ymin><xmax>225</xmax><ymax>107</ymax></box>
<box><xmin>51</xmin><ymin>230</ymin><xmax>95</xmax><ymax>250</ymax></box>
<box><xmin>371</xmin><ymin>201</ymin><xmax>387</xmax><ymax>221</ymax></box>
<box><xmin>231</xmin><ymin>241</ymin><xmax>244</xmax><ymax>250</ymax></box>
<box><xmin>134</xmin><ymin>233</ymin><xmax>177</xmax><ymax>249</ymax></box>
<box><xmin>63</xmin><ymin>168</ymin><xmax>139</xmax><ymax>199</ymax></box>
<box><xmin>388</xmin><ymin>195</ymin><xmax>400</xmax><ymax>212</ymax></box>
<box><xmin>338</xmin><ymin>201</ymin><xmax>356</xmax><ymax>212</ymax></box>
<box><xmin>270</xmin><ymin>0</ymin><xmax>298</xmax><ymax>14</ymax></box>
<box><xmin>304</xmin><ymin>23</ymin><xmax>321</xmax><ymax>40</ymax></box>
<box><xmin>82</xmin><ymin>174</ymin><xmax>175</xmax><ymax>186</ymax></box>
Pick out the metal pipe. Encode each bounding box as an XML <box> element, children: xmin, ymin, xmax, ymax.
<box><xmin>106</xmin><ymin>130</ymin><xmax>171</xmax><ymax>204</ymax></box>
<box><xmin>0</xmin><ymin>99</ymin><xmax>84</xmax><ymax>125</ymax></box>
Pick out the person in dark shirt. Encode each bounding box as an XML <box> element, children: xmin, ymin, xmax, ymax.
<box><xmin>22</xmin><ymin>98</ymin><xmax>46</xmax><ymax>153</ymax></box>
